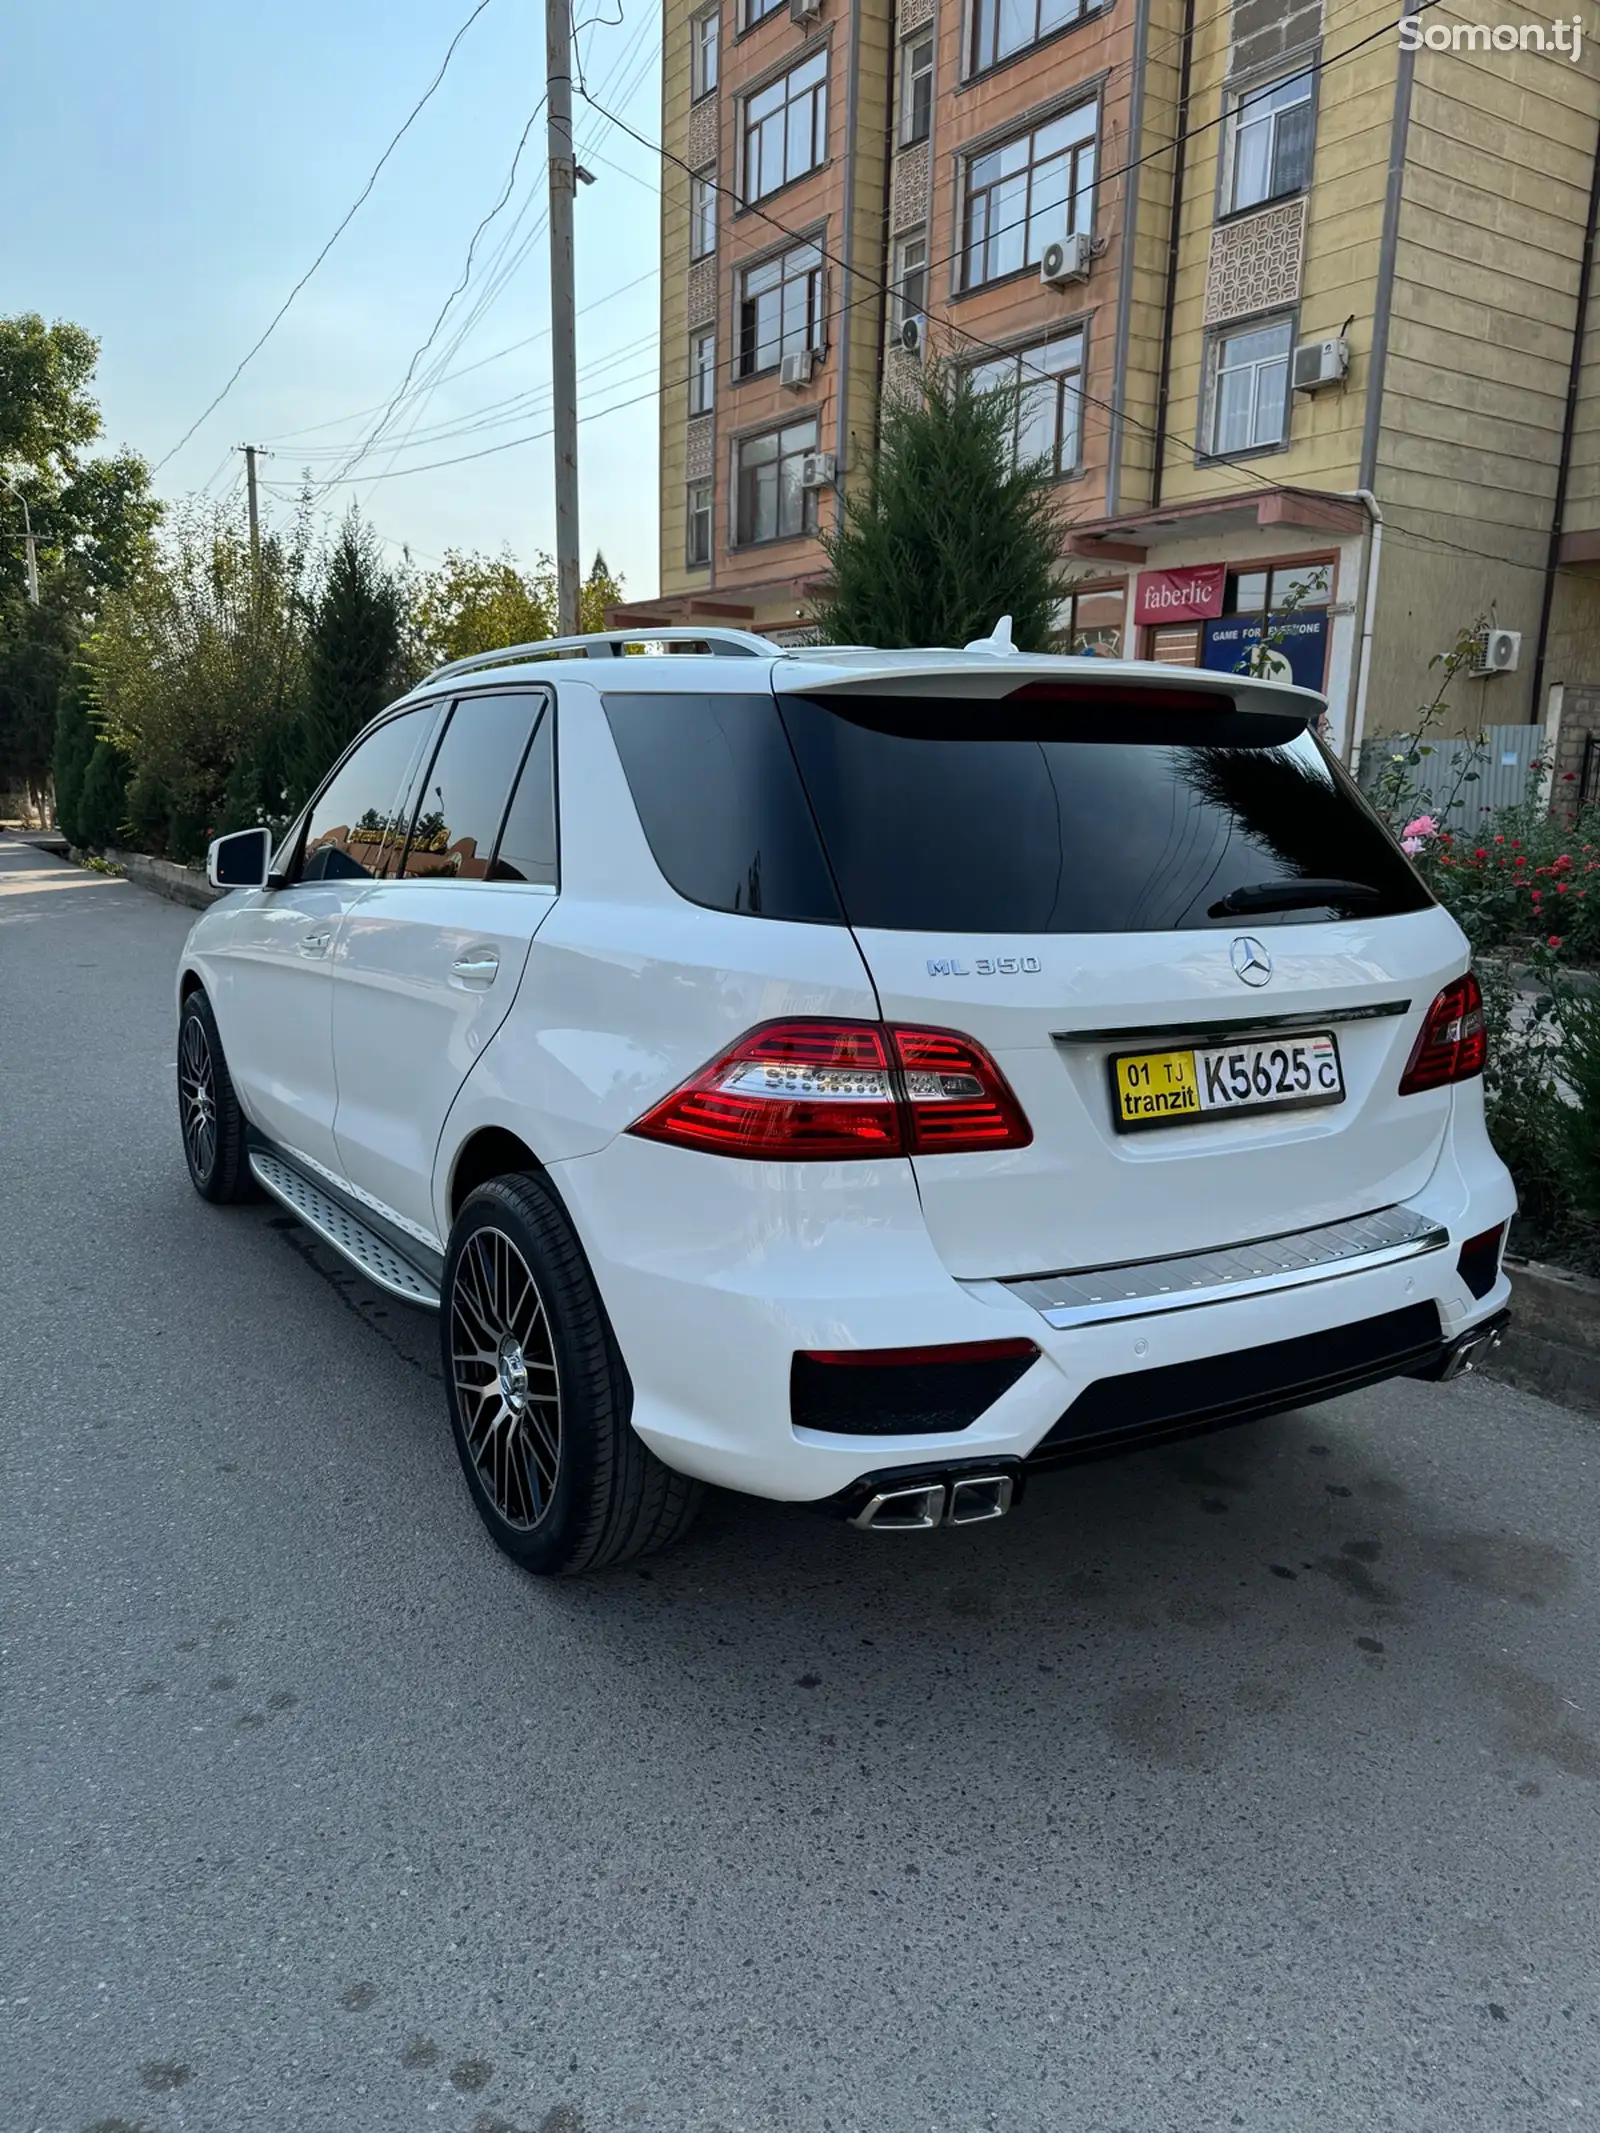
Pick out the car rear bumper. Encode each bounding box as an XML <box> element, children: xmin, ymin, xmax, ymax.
<box><xmin>546</xmin><ymin>1100</ymin><xmax>1515</xmax><ymax>1504</ymax></box>
<box><xmin>819</xmin><ymin>1306</ymin><xmax>1509</xmax><ymax>1523</ymax></box>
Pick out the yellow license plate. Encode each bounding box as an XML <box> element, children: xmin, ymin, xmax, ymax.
<box><xmin>1112</xmin><ymin>1048</ymin><xmax>1202</xmax><ymax>1128</ymax></box>
<box><xmin>1111</xmin><ymin>1032</ymin><xmax>1345</xmax><ymax>1132</ymax></box>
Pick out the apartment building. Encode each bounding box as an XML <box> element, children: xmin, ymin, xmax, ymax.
<box><xmin>621</xmin><ymin>0</ymin><xmax>1600</xmax><ymax>769</ymax></box>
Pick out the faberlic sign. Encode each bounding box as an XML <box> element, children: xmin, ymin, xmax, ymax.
<box><xmin>1134</xmin><ymin>565</ymin><xmax>1226</xmax><ymax>626</ymax></box>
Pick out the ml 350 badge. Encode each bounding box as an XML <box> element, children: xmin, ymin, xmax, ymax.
<box><xmin>1111</xmin><ymin>1032</ymin><xmax>1345</xmax><ymax>1132</ymax></box>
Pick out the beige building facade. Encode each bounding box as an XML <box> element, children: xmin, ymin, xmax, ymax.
<box><xmin>624</xmin><ymin>0</ymin><xmax>1600</xmax><ymax>775</ymax></box>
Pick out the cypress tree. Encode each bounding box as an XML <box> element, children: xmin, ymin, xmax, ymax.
<box><xmin>812</xmin><ymin>364</ymin><xmax>1069</xmax><ymax>653</ymax></box>
<box><xmin>293</xmin><ymin>511</ymin><xmax>406</xmax><ymax>805</ymax></box>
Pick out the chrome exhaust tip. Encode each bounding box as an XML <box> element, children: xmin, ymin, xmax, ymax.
<box><xmin>947</xmin><ymin>1473</ymin><xmax>1013</xmax><ymax>1526</ymax></box>
<box><xmin>1441</xmin><ymin>1326</ymin><xmax>1504</xmax><ymax>1380</ymax></box>
<box><xmin>851</xmin><ymin>1482</ymin><xmax>947</xmax><ymax>1532</ymax></box>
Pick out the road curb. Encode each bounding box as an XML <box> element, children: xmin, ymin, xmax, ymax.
<box><xmin>69</xmin><ymin>844</ymin><xmax>221</xmax><ymax>911</ymax></box>
<box><xmin>1485</xmin><ymin>1257</ymin><xmax>1600</xmax><ymax>1417</ymax></box>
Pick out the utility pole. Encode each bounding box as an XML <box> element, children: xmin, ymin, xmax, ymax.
<box><xmin>545</xmin><ymin>0</ymin><xmax>581</xmax><ymax>635</ymax></box>
<box><xmin>237</xmin><ymin>444</ymin><xmax>269</xmax><ymax>569</ymax></box>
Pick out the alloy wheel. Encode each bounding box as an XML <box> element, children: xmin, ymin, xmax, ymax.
<box><xmin>179</xmin><ymin>1015</ymin><xmax>218</xmax><ymax>1183</ymax></box>
<box><xmin>449</xmin><ymin>1225</ymin><xmax>563</xmax><ymax>1528</ymax></box>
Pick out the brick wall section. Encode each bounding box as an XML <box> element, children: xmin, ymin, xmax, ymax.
<box><xmin>1230</xmin><ymin>0</ymin><xmax>1322</xmax><ymax>77</ymax></box>
<box><xmin>687</xmin><ymin>98</ymin><xmax>719</xmax><ymax>167</ymax></box>
<box><xmin>1555</xmin><ymin>685</ymin><xmax>1600</xmax><ymax>808</ymax></box>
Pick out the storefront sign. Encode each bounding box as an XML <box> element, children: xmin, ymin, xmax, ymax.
<box><xmin>1134</xmin><ymin>564</ymin><xmax>1226</xmax><ymax>625</ymax></box>
<box><xmin>1201</xmin><ymin>611</ymin><xmax>1329</xmax><ymax>692</ymax></box>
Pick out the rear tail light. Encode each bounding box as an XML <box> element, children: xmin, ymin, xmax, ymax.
<box><xmin>627</xmin><ymin>1018</ymin><xmax>1032</xmax><ymax>1160</ymax></box>
<box><xmin>1398</xmin><ymin>973</ymin><xmax>1487</xmax><ymax>1094</ymax></box>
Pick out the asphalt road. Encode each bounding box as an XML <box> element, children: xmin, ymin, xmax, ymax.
<box><xmin>3</xmin><ymin>838</ymin><xmax>1598</xmax><ymax>2133</ymax></box>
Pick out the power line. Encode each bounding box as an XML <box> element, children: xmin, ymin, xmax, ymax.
<box><xmin>328</xmin><ymin>94</ymin><xmax>550</xmax><ymax>485</ymax></box>
<box><xmin>154</xmin><ymin>0</ymin><xmax>501</xmax><ymax>472</ymax></box>
<box><xmin>254</xmin><ymin>268</ymin><xmax>657</xmax><ymax>446</ymax></box>
<box><xmin>329</xmin><ymin>0</ymin><xmax>656</xmax><ymax>489</ymax></box>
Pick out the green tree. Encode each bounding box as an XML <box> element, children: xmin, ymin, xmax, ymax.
<box><xmin>413</xmin><ymin>548</ymin><xmax>556</xmax><ymax>668</ymax></box>
<box><xmin>293</xmin><ymin>510</ymin><xmax>413</xmax><ymax>806</ymax></box>
<box><xmin>75</xmin><ymin>737</ymin><xmax>128</xmax><ymax>849</ymax></box>
<box><xmin>581</xmin><ymin>552</ymin><xmax>624</xmax><ymax>634</ymax></box>
<box><xmin>811</xmin><ymin>363</ymin><xmax>1069</xmax><ymax>652</ymax></box>
<box><xmin>0</xmin><ymin>313</ymin><xmax>158</xmax><ymax>815</ymax></box>
<box><xmin>89</xmin><ymin>496</ymin><xmax>312</xmax><ymax>859</ymax></box>
<box><xmin>412</xmin><ymin>546</ymin><xmax>625</xmax><ymax>667</ymax></box>
<box><xmin>51</xmin><ymin>671</ymin><xmax>96</xmax><ymax>847</ymax></box>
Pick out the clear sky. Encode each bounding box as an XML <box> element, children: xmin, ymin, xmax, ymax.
<box><xmin>4</xmin><ymin>0</ymin><xmax>664</xmax><ymax>595</ymax></box>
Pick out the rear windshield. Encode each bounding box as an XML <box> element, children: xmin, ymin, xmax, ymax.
<box><xmin>603</xmin><ymin>688</ymin><xmax>1430</xmax><ymax>935</ymax></box>
<box><xmin>776</xmin><ymin>692</ymin><xmax>1431</xmax><ymax>933</ymax></box>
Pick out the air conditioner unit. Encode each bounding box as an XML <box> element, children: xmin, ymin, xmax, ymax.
<box><xmin>779</xmin><ymin>349</ymin><xmax>815</xmax><ymax>389</ymax></box>
<box><xmin>799</xmin><ymin>448</ymin><xmax>837</xmax><ymax>489</ymax></box>
<box><xmin>898</xmin><ymin>313</ymin><xmax>925</xmax><ymax>359</ymax></box>
<box><xmin>1472</xmin><ymin>627</ymin><xmax>1521</xmax><ymax>676</ymax></box>
<box><xmin>789</xmin><ymin>0</ymin><xmax>822</xmax><ymax>22</ymax></box>
<box><xmin>1039</xmin><ymin>228</ymin><xmax>1092</xmax><ymax>288</ymax></box>
<box><xmin>1291</xmin><ymin>337</ymin><xmax>1350</xmax><ymax>392</ymax></box>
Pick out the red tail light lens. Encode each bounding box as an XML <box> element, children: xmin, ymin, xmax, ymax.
<box><xmin>627</xmin><ymin>1019</ymin><xmax>1032</xmax><ymax>1160</ymax></box>
<box><xmin>628</xmin><ymin>1020</ymin><xmax>901</xmax><ymax>1159</ymax></box>
<box><xmin>892</xmin><ymin>1025</ymin><xmax>1033</xmax><ymax>1152</ymax></box>
<box><xmin>1398</xmin><ymin>973</ymin><xmax>1487</xmax><ymax>1094</ymax></box>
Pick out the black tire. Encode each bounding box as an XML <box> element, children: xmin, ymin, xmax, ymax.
<box><xmin>177</xmin><ymin>989</ymin><xmax>255</xmax><ymax>1204</ymax></box>
<box><xmin>440</xmin><ymin>1172</ymin><xmax>703</xmax><ymax>1576</ymax></box>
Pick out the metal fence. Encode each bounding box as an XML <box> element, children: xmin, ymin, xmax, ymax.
<box><xmin>1357</xmin><ymin>723</ymin><xmax>1543</xmax><ymax>828</ymax></box>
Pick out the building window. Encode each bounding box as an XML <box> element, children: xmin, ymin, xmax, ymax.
<box><xmin>690</xmin><ymin>167</ymin><xmax>717</xmax><ymax>259</ymax></box>
<box><xmin>1206</xmin><ymin>316</ymin><xmax>1293</xmax><ymax>455</ymax></box>
<box><xmin>1053</xmin><ymin>586</ymin><xmax>1125</xmax><ymax>656</ymax></box>
<box><xmin>893</xmin><ymin>231</ymin><xmax>928</xmax><ymax>327</ymax></box>
<box><xmin>1224</xmin><ymin>562</ymin><xmax>1331</xmax><ymax>612</ymax></box>
<box><xmin>691</xmin><ymin>8</ymin><xmax>720</xmax><ymax>99</ymax></box>
<box><xmin>689</xmin><ymin>329</ymin><xmax>716</xmax><ymax>416</ymax></box>
<box><xmin>967</xmin><ymin>327</ymin><xmax>1086</xmax><ymax>476</ymax></box>
<box><xmin>901</xmin><ymin>32</ymin><xmax>933</xmax><ymax>143</ymax></box>
<box><xmin>970</xmin><ymin>0</ymin><xmax>1094</xmax><ymax>74</ymax></box>
<box><xmin>734</xmin><ymin>418</ymin><xmax>820</xmax><ymax>545</ymax></box>
<box><xmin>744</xmin><ymin>0</ymin><xmax>784</xmax><ymax>22</ymax></box>
<box><xmin>687</xmin><ymin>481</ymin><xmax>712</xmax><ymax>567</ymax></box>
<box><xmin>962</xmin><ymin>101</ymin><xmax>1097</xmax><ymax>290</ymax></box>
<box><xmin>738</xmin><ymin>241</ymin><xmax>823</xmax><ymax>377</ymax></box>
<box><xmin>743</xmin><ymin>52</ymin><xmax>828</xmax><ymax>203</ymax></box>
<box><xmin>1224</xmin><ymin>70</ymin><xmax>1314</xmax><ymax>214</ymax></box>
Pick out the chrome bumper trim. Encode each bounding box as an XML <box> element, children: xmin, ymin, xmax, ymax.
<box><xmin>1002</xmin><ymin>1206</ymin><xmax>1450</xmax><ymax>1330</ymax></box>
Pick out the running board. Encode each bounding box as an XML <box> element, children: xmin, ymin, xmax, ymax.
<box><xmin>250</xmin><ymin>1151</ymin><xmax>441</xmax><ymax>1309</ymax></box>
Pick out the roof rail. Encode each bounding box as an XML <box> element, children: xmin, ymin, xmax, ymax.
<box><xmin>420</xmin><ymin>626</ymin><xmax>773</xmax><ymax>687</ymax></box>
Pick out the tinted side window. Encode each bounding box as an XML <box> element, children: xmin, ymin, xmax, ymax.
<box><xmin>778</xmin><ymin>693</ymin><xmax>1431</xmax><ymax>933</ymax></box>
<box><xmin>398</xmin><ymin>693</ymin><xmax>539</xmax><ymax>881</ymax></box>
<box><xmin>300</xmin><ymin>706</ymin><xmax>439</xmax><ymax>882</ymax></box>
<box><xmin>603</xmin><ymin>691</ymin><xmax>842</xmax><ymax>923</ymax></box>
<box><xmin>490</xmin><ymin>704</ymin><xmax>558</xmax><ymax>885</ymax></box>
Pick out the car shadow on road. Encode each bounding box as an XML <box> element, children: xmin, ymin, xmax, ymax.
<box><xmin>516</xmin><ymin>1388</ymin><xmax>1588</xmax><ymax>1790</ymax></box>
<box><xmin>235</xmin><ymin>1197</ymin><xmax>1593</xmax><ymax>1790</ymax></box>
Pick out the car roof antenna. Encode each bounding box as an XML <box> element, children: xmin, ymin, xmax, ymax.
<box><xmin>965</xmin><ymin>614</ymin><xmax>1018</xmax><ymax>657</ymax></box>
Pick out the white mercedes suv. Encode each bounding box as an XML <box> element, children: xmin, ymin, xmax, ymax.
<box><xmin>177</xmin><ymin>625</ymin><xmax>1514</xmax><ymax>1575</ymax></box>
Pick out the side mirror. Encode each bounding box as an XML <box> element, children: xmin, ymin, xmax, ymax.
<box><xmin>207</xmin><ymin>826</ymin><xmax>273</xmax><ymax>890</ymax></box>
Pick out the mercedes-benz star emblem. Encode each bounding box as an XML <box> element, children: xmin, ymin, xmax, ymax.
<box><xmin>1230</xmin><ymin>936</ymin><xmax>1273</xmax><ymax>988</ymax></box>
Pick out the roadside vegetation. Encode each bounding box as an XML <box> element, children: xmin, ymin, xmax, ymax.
<box><xmin>1367</xmin><ymin>625</ymin><xmax>1600</xmax><ymax>1273</ymax></box>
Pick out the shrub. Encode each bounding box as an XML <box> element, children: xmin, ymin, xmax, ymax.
<box><xmin>75</xmin><ymin>737</ymin><xmax>128</xmax><ymax>849</ymax></box>
<box><xmin>52</xmin><ymin>683</ymin><xmax>95</xmax><ymax>846</ymax></box>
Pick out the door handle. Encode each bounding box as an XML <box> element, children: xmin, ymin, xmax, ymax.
<box><xmin>450</xmin><ymin>948</ymin><xmax>500</xmax><ymax>987</ymax></box>
<box><xmin>300</xmin><ymin>930</ymin><xmax>332</xmax><ymax>956</ymax></box>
